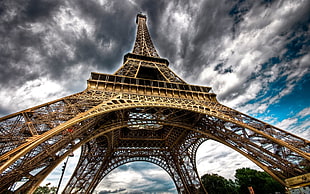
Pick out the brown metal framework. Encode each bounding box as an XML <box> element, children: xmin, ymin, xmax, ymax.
<box><xmin>0</xmin><ymin>13</ymin><xmax>309</xmax><ymax>194</ymax></box>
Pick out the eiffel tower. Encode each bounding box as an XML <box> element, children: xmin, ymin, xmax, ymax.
<box><xmin>0</xmin><ymin>13</ymin><xmax>309</xmax><ymax>194</ymax></box>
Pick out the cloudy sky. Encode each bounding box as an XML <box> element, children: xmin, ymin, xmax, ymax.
<box><xmin>1</xmin><ymin>0</ymin><xmax>309</xmax><ymax>193</ymax></box>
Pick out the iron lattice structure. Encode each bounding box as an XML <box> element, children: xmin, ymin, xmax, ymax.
<box><xmin>0</xmin><ymin>14</ymin><xmax>309</xmax><ymax>194</ymax></box>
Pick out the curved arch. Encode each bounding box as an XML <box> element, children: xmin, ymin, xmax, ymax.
<box><xmin>1</xmin><ymin>98</ymin><xmax>308</xmax><ymax>174</ymax></box>
<box><xmin>12</xmin><ymin>118</ymin><xmax>283</xmax><ymax>193</ymax></box>
<box><xmin>6</xmin><ymin>116</ymin><xmax>285</xmax><ymax>193</ymax></box>
<box><xmin>1</xmin><ymin>100</ymin><xmax>309</xmax><ymax>191</ymax></box>
<box><xmin>51</xmin><ymin>115</ymin><xmax>303</xmax><ymax>191</ymax></box>
<box><xmin>63</xmin><ymin>122</ymin><xmax>207</xmax><ymax>193</ymax></box>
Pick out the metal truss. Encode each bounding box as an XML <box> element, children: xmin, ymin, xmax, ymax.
<box><xmin>1</xmin><ymin>91</ymin><xmax>309</xmax><ymax>193</ymax></box>
<box><xmin>133</xmin><ymin>13</ymin><xmax>159</xmax><ymax>58</ymax></box>
<box><xmin>63</xmin><ymin>131</ymin><xmax>207</xmax><ymax>193</ymax></box>
<box><xmin>0</xmin><ymin>13</ymin><xmax>309</xmax><ymax>194</ymax></box>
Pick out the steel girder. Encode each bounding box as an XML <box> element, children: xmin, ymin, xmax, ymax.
<box><xmin>0</xmin><ymin>90</ymin><xmax>309</xmax><ymax>193</ymax></box>
<box><xmin>63</xmin><ymin>132</ymin><xmax>207</xmax><ymax>193</ymax></box>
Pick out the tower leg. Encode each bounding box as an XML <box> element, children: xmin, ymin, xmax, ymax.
<box><xmin>165</xmin><ymin>133</ymin><xmax>208</xmax><ymax>193</ymax></box>
<box><xmin>64</xmin><ymin>131</ymin><xmax>208</xmax><ymax>194</ymax></box>
<box><xmin>63</xmin><ymin>139</ymin><xmax>110</xmax><ymax>194</ymax></box>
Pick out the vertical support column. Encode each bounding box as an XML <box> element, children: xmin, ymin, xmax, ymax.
<box><xmin>167</xmin><ymin>134</ymin><xmax>207</xmax><ymax>193</ymax></box>
<box><xmin>63</xmin><ymin>140</ymin><xmax>110</xmax><ymax>194</ymax></box>
<box><xmin>169</xmin><ymin>151</ymin><xmax>204</xmax><ymax>193</ymax></box>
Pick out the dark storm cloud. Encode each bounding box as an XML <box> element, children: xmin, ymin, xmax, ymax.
<box><xmin>0</xmin><ymin>0</ymin><xmax>207</xmax><ymax>115</ymax></box>
<box><xmin>0</xmin><ymin>104</ymin><xmax>11</xmax><ymax>117</ymax></box>
<box><xmin>0</xmin><ymin>0</ymin><xmax>178</xmax><ymax>98</ymax></box>
<box><xmin>214</xmin><ymin>63</ymin><xmax>233</xmax><ymax>74</ymax></box>
<box><xmin>175</xmin><ymin>0</ymin><xmax>268</xmax><ymax>78</ymax></box>
<box><xmin>24</xmin><ymin>0</ymin><xmax>60</xmax><ymax>21</ymax></box>
<box><xmin>1</xmin><ymin>0</ymin><xmax>308</xmax><ymax>110</ymax></box>
<box><xmin>0</xmin><ymin>0</ymin><xmax>54</xmax><ymax>86</ymax></box>
<box><xmin>142</xmin><ymin>0</ymin><xmax>310</xmax><ymax>113</ymax></box>
<box><xmin>150</xmin><ymin>0</ymin><xmax>235</xmax><ymax>79</ymax></box>
<box><xmin>0</xmin><ymin>0</ymin><xmax>59</xmax><ymax>90</ymax></box>
<box><xmin>0</xmin><ymin>0</ymin><xmax>134</xmax><ymax>92</ymax></box>
<box><xmin>0</xmin><ymin>0</ymin><xmax>140</xmax><ymax>115</ymax></box>
<box><xmin>139</xmin><ymin>0</ymin><xmax>167</xmax><ymax>26</ymax></box>
<box><xmin>72</xmin><ymin>0</ymin><xmax>137</xmax><ymax>51</ymax></box>
<box><xmin>98</xmin><ymin>188</ymin><xmax>126</xmax><ymax>194</ymax></box>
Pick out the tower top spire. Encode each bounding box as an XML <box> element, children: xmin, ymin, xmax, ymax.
<box><xmin>136</xmin><ymin>13</ymin><xmax>146</xmax><ymax>24</ymax></box>
<box><xmin>132</xmin><ymin>13</ymin><xmax>159</xmax><ymax>58</ymax></box>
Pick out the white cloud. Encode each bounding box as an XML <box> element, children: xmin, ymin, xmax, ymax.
<box><xmin>196</xmin><ymin>140</ymin><xmax>261</xmax><ymax>180</ymax></box>
<box><xmin>294</xmin><ymin>120</ymin><xmax>310</xmax><ymax>139</ymax></box>
<box><xmin>285</xmin><ymin>53</ymin><xmax>310</xmax><ymax>82</ymax></box>
<box><xmin>271</xmin><ymin>107</ymin><xmax>310</xmax><ymax>139</ymax></box>
<box><xmin>55</xmin><ymin>5</ymin><xmax>95</xmax><ymax>38</ymax></box>
<box><xmin>160</xmin><ymin>2</ymin><xmax>193</xmax><ymax>52</ymax></box>
<box><xmin>245</xmin><ymin>53</ymin><xmax>309</xmax><ymax>115</ymax></box>
<box><xmin>0</xmin><ymin>77</ymin><xmax>67</xmax><ymax>115</ymax></box>
<box><xmin>287</xmin><ymin>108</ymin><xmax>310</xmax><ymax>139</ymax></box>
<box><xmin>275</xmin><ymin>118</ymin><xmax>298</xmax><ymax>130</ymax></box>
<box><xmin>63</xmin><ymin>62</ymin><xmax>96</xmax><ymax>91</ymax></box>
<box><xmin>297</xmin><ymin>107</ymin><xmax>310</xmax><ymax>118</ymax></box>
<box><xmin>94</xmin><ymin>162</ymin><xmax>176</xmax><ymax>193</ymax></box>
<box><xmin>195</xmin><ymin>0</ymin><xmax>308</xmax><ymax>114</ymax></box>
